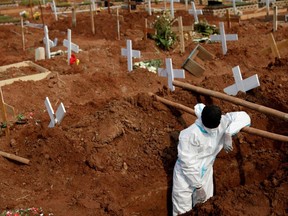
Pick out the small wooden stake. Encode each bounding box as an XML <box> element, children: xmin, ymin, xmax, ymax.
<box><xmin>20</xmin><ymin>16</ymin><xmax>25</xmax><ymax>51</ymax></box>
<box><xmin>0</xmin><ymin>88</ymin><xmax>10</xmax><ymax>143</ymax></box>
<box><xmin>38</xmin><ymin>0</ymin><xmax>45</xmax><ymax>27</ymax></box>
<box><xmin>269</xmin><ymin>33</ymin><xmax>280</xmax><ymax>58</ymax></box>
<box><xmin>226</xmin><ymin>9</ymin><xmax>231</xmax><ymax>29</ymax></box>
<box><xmin>72</xmin><ymin>7</ymin><xmax>76</xmax><ymax>27</ymax></box>
<box><xmin>117</xmin><ymin>8</ymin><xmax>120</xmax><ymax>40</ymax></box>
<box><xmin>178</xmin><ymin>16</ymin><xmax>185</xmax><ymax>54</ymax></box>
<box><xmin>0</xmin><ymin>150</ymin><xmax>30</xmax><ymax>165</ymax></box>
<box><xmin>171</xmin><ymin>17</ymin><xmax>187</xmax><ymax>53</ymax></box>
<box><xmin>273</xmin><ymin>6</ymin><xmax>278</xmax><ymax>32</ymax></box>
<box><xmin>108</xmin><ymin>0</ymin><xmax>111</xmax><ymax>14</ymax></box>
<box><xmin>90</xmin><ymin>3</ymin><xmax>95</xmax><ymax>35</ymax></box>
<box><xmin>144</xmin><ymin>18</ymin><xmax>148</xmax><ymax>40</ymax></box>
<box><xmin>29</xmin><ymin>0</ymin><xmax>33</xmax><ymax>19</ymax></box>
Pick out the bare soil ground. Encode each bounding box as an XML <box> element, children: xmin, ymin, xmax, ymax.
<box><xmin>0</xmin><ymin>2</ymin><xmax>287</xmax><ymax>216</ymax></box>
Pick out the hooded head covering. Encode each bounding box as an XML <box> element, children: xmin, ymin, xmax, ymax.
<box><xmin>201</xmin><ymin>105</ymin><xmax>222</xmax><ymax>129</ymax></box>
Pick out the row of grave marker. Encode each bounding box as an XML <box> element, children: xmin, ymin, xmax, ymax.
<box><xmin>121</xmin><ymin>38</ymin><xmax>260</xmax><ymax>96</ymax></box>
<box><xmin>15</xmin><ymin>2</ymin><xmax>287</xmax><ymax>130</ymax></box>
<box><xmin>43</xmin><ymin>25</ymin><xmax>79</xmax><ymax>65</ymax></box>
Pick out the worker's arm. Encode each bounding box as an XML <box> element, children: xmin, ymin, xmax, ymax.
<box><xmin>224</xmin><ymin>111</ymin><xmax>251</xmax><ymax>135</ymax></box>
<box><xmin>223</xmin><ymin>111</ymin><xmax>251</xmax><ymax>152</ymax></box>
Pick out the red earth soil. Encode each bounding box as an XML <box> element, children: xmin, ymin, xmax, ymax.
<box><xmin>0</xmin><ymin>2</ymin><xmax>287</xmax><ymax>216</ymax></box>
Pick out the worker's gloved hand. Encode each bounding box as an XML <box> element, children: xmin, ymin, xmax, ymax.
<box><xmin>223</xmin><ymin>133</ymin><xmax>233</xmax><ymax>153</ymax></box>
<box><xmin>195</xmin><ymin>187</ymin><xmax>206</xmax><ymax>203</ymax></box>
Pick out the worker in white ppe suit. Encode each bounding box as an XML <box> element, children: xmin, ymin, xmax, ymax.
<box><xmin>172</xmin><ymin>103</ymin><xmax>251</xmax><ymax>215</ymax></box>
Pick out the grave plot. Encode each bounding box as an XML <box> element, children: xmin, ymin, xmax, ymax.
<box><xmin>0</xmin><ymin>61</ymin><xmax>50</xmax><ymax>86</ymax></box>
<box><xmin>0</xmin><ymin>3</ymin><xmax>287</xmax><ymax>216</ymax></box>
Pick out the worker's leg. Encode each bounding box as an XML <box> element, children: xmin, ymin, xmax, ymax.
<box><xmin>172</xmin><ymin>167</ymin><xmax>193</xmax><ymax>215</ymax></box>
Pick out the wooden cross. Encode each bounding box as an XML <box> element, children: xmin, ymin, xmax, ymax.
<box><xmin>171</xmin><ymin>16</ymin><xmax>193</xmax><ymax>53</ymax></box>
<box><xmin>224</xmin><ymin>66</ymin><xmax>260</xmax><ymax>96</ymax></box>
<box><xmin>219</xmin><ymin>9</ymin><xmax>240</xmax><ymax>29</ymax></box>
<box><xmin>188</xmin><ymin>2</ymin><xmax>203</xmax><ymax>23</ymax></box>
<box><xmin>260</xmin><ymin>33</ymin><xmax>288</xmax><ymax>59</ymax></box>
<box><xmin>210</xmin><ymin>22</ymin><xmax>238</xmax><ymax>55</ymax></box>
<box><xmin>121</xmin><ymin>40</ymin><xmax>141</xmax><ymax>72</ymax></box>
<box><xmin>144</xmin><ymin>18</ymin><xmax>155</xmax><ymax>40</ymax></box>
<box><xmin>63</xmin><ymin>29</ymin><xmax>80</xmax><ymax>65</ymax></box>
<box><xmin>45</xmin><ymin>97</ymin><xmax>66</xmax><ymax>128</ymax></box>
<box><xmin>158</xmin><ymin>58</ymin><xmax>185</xmax><ymax>91</ymax></box>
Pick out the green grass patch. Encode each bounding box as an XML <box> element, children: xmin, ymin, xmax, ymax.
<box><xmin>0</xmin><ymin>14</ymin><xmax>20</xmax><ymax>23</ymax></box>
<box><xmin>0</xmin><ymin>1</ymin><xmax>16</xmax><ymax>5</ymax></box>
<box><xmin>204</xmin><ymin>2</ymin><xmax>255</xmax><ymax>9</ymax></box>
<box><xmin>19</xmin><ymin>0</ymin><xmax>43</xmax><ymax>6</ymax></box>
<box><xmin>55</xmin><ymin>1</ymin><xmax>91</xmax><ymax>7</ymax></box>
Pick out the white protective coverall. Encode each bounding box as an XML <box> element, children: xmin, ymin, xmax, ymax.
<box><xmin>172</xmin><ymin>103</ymin><xmax>251</xmax><ymax>215</ymax></box>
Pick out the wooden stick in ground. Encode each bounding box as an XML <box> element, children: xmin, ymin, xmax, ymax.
<box><xmin>38</xmin><ymin>0</ymin><xmax>45</xmax><ymax>27</ymax></box>
<box><xmin>108</xmin><ymin>0</ymin><xmax>111</xmax><ymax>14</ymax></box>
<box><xmin>72</xmin><ymin>6</ymin><xmax>76</xmax><ymax>27</ymax></box>
<box><xmin>148</xmin><ymin>93</ymin><xmax>288</xmax><ymax>142</ymax></box>
<box><xmin>226</xmin><ymin>9</ymin><xmax>231</xmax><ymax>29</ymax></box>
<box><xmin>178</xmin><ymin>16</ymin><xmax>185</xmax><ymax>54</ymax></box>
<box><xmin>29</xmin><ymin>0</ymin><xmax>33</xmax><ymax>19</ymax></box>
<box><xmin>172</xmin><ymin>80</ymin><xmax>288</xmax><ymax>121</ymax></box>
<box><xmin>273</xmin><ymin>6</ymin><xmax>278</xmax><ymax>32</ymax></box>
<box><xmin>20</xmin><ymin>16</ymin><xmax>25</xmax><ymax>51</ymax></box>
<box><xmin>117</xmin><ymin>8</ymin><xmax>120</xmax><ymax>40</ymax></box>
<box><xmin>0</xmin><ymin>150</ymin><xmax>30</xmax><ymax>165</ymax></box>
<box><xmin>0</xmin><ymin>87</ymin><xmax>10</xmax><ymax>143</ymax></box>
<box><xmin>144</xmin><ymin>18</ymin><xmax>148</xmax><ymax>40</ymax></box>
<box><xmin>90</xmin><ymin>3</ymin><xmax>95</xmax><ymax>35</ymax></box>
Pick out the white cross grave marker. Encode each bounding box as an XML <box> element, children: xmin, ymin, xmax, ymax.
<box><xmin>121</xmin><ymin>39</ymin><xmax>141</xmax><ymax>72</ymax></box>
<box><xmin>43</xmin><ymin>25</ymin><xmax>58</xmax><ymax>59</ymax></box>
<box><xmin>170</xmin><ymin>0</ymin><xmax>175</xmax><ymax>18</ymax></box>
<box><xmin>188</xmin><ymin>2</ymin><xmax>203</xmax><ymax>23</ymax></box>
<box><xmin>210</xmin><ymin>22</ymin><xmax>238</xmax><ymax>55</ymax></box>
<box><xmin>63</xmin><ymin>29</ymin><xmax>80</xmax><ymax>65</ymax></box>
<box><xmin>44</xmin><ymin>97</ymin><xmax>66</xmax><ymax>128</ymax></box>
<box><xmin>224</xmin><ymin>66</ymin><xmax>260</xmax><ymax>96</ymax></box>
<box><xmin>158</xmin><ymin>58</ymin><xmax>185</xmax><ymax>91</ymax></box>
<box><xmin>147</xmin><ymin>0</ymin><xmax>152</xmax><ymax>16</ymax></box>
<box><xmin>52</xmin><ymin>0</ymin><xmax>58</xmax><ymax>21</ymax></box>
<box><xmin>91</xmin><ymin>0</ymin><xmax>96</xmax><ymax>11</ymax></box>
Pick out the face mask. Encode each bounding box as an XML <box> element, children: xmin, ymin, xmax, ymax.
<box><xmin>204</xmin><ymin>126</ymin><xmax>218</xmax><ymax>137</ymax></box>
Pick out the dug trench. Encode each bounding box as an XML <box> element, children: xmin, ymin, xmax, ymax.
<box><xmin>1</xmin><ymin>85</ymin><xmax>287</xmax><ymax>215</ymax></box>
